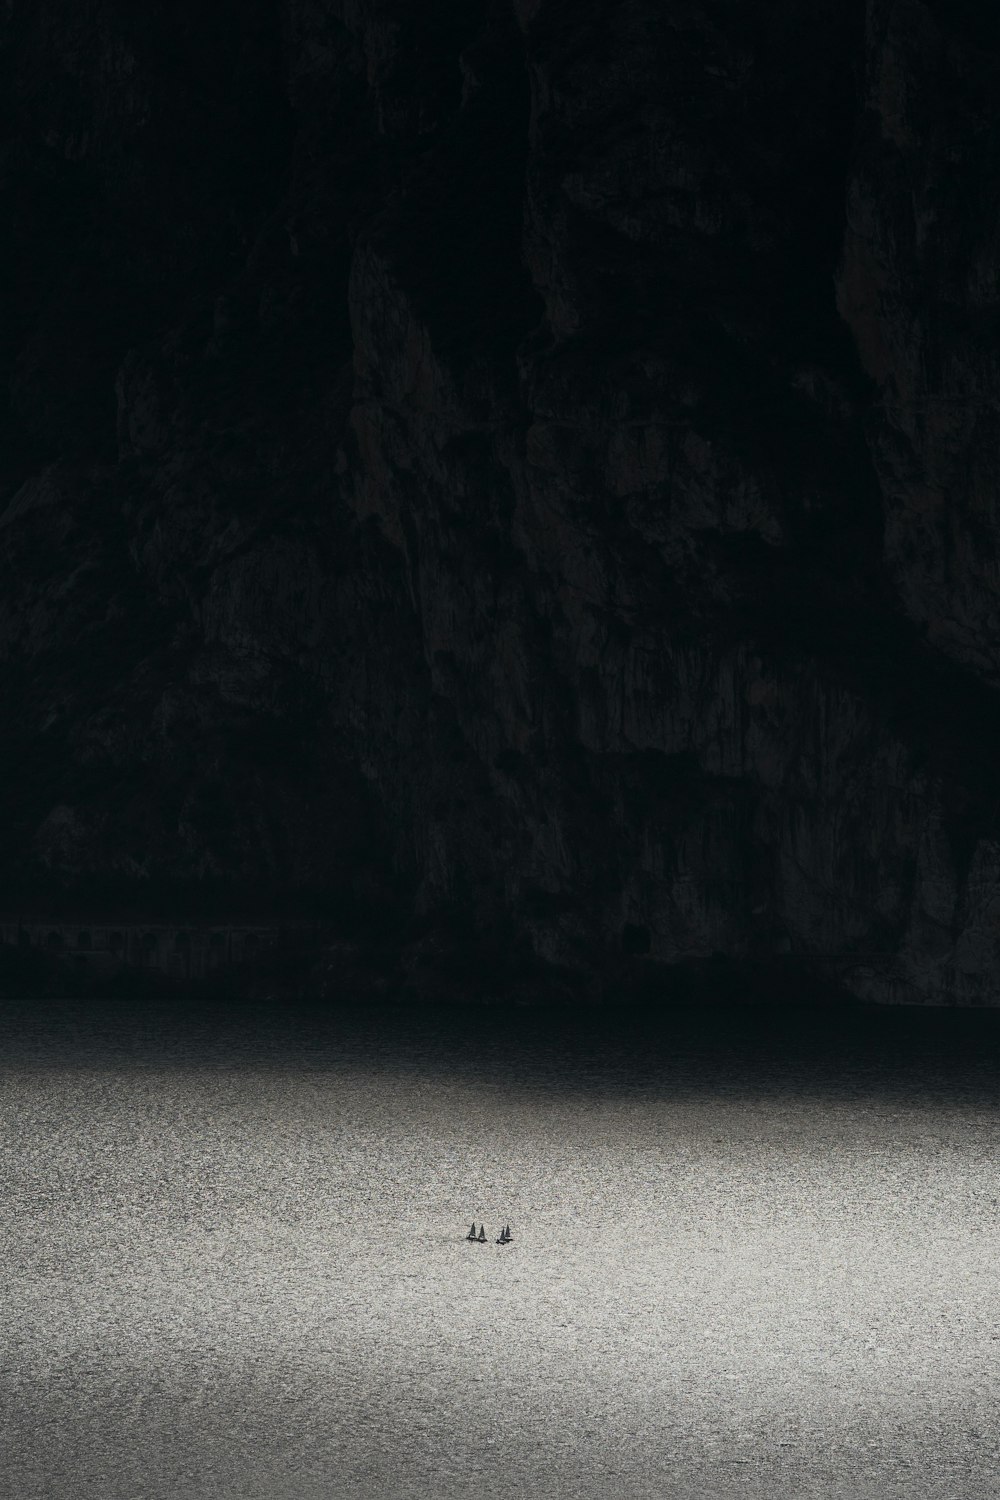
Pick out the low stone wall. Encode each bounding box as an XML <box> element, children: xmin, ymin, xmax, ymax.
<box><xmin>0</xmin><ymin>919</ymin><xmax>288</xmax><ymax>981</ymax></box>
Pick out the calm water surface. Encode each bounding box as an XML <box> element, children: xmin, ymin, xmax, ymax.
<box><xmin>1</xmin><ymin>997</ymin><xmax>999</xmax><ymax>1498</ymax></box>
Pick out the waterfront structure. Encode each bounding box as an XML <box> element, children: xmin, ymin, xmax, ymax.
<box><xmin>0</xmin><ymin>918</ymin><xmax>299</xmax><ymax>980</ymax></box>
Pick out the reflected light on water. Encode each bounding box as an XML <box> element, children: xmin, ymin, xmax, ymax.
<box><xmin>1</xmin><ymin>998</ymin><xmax>998</xmax><ymax>1498</ymax></box>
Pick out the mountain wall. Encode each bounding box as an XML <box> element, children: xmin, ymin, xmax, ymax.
<box><xmin>3</xmin><ymin>0</ymin><xmax>1000</xmax><ymax>1004</ymax></box>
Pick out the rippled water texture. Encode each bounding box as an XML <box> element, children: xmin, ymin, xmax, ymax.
<box><xmin>1</xmin><ymin>997</ymin><xmax>999</xmax><ymax>1498</ymax></box>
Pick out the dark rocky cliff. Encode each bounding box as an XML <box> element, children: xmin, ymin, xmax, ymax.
<box><xmin>3</xmin><ymin>0</ymin><xmax>1000</xmax><ymax>1004</ymax></box>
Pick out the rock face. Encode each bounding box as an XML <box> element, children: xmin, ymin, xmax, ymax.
<box><xmin>3</xmin><ymin>0</ymin><xmax>1000</xmax><ymax>1004</ymax></box>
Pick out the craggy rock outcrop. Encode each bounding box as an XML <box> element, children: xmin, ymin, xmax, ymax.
<box><xmin>3</xmin><ymin>0</ymin><xmax>1000</xmax><ymax>1004</ymax></box>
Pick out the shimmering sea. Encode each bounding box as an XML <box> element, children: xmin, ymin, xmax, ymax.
<box><xmin>1</xmin><ymin>997</ymin><xmax>998</xmax><ymax>1498</ymax></box>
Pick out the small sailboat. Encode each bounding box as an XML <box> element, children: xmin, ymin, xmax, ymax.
<box><xmin>466</xmin><ymin>1223</ymin><xmax>478</xmax><ymax>1241</ymax></box>
<box><xmin>504</xmin><ymin>1223</ymin><xmax>512</xmax><ymax>1241</ymax></box>
<box><xmin>477</xmin><ymin>1225</ymin><xmax>487</xmax><ymax>1242</ymax></box>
